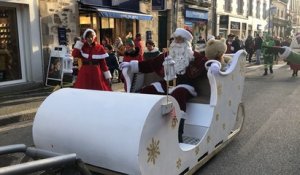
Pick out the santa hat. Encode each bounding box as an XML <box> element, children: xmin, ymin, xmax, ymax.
<box><xmin>172</xmin><ymin>28</ymin><xmax>193</xmax><ymax>42</ymax></box>
<box><xmin>83</xmin><ymin>28</ymin><xmax>96</xmax><ymax>39</ymax></box>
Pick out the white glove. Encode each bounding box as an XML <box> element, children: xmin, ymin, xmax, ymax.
<box><xmin>119</xmin><ymin>62</ymin><xmax>130</xmax><ymax>70</ymax></box>
<box><xmin>210</xmin><ymin>62</ymin><xmax>221</xmax><ymax>74</ymax></box>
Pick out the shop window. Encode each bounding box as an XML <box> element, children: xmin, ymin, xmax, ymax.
<box><xmin>0</xmin><ymin>7</ymin><xmax>21</xmax><ymax>82</ymax></box>
<box><xmin>79</xmin><ymin>13</ymin><xmax>98</xmax><ymax>36</ymax></box>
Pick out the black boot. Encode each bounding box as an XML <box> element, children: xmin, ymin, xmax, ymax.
<box><xmin>270</xmin><ymin>66</ymin><xmax>273</xmax><ymax>74</ymax></box>
<box><xmin>263</xmin><ymin>68</ymin><xmax>268</xmax><ymax>76</ymax></box>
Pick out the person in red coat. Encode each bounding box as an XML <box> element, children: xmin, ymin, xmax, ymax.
<box><xmin>123</xmin><ymin>39</ymin><xmax>143</xmax><ymax>62</ymax></box>
<box><xmin>72</xmin><ymin>28</ymin><xmax>112</xmax><ymax>91</ymax></box>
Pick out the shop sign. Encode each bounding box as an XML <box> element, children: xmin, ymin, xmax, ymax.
<box><xmin>231</xmin><ymin>21</ymin><xmax>240</xmax><ymax>30</ymax></box>
<box><xmin>219</xmin><ymin>15</ymin><xmax>229</xmax><ymax>28</ymax></box>
<box><xmin>152</xmin><ymin>0</ymin><xmax>165</xmax><ymax>10</ymax></box>
<box><xmin>185</xmin><ymin>8</ymin><xmax>208</xmax><ymax>20</ymax></box>
<box><xmin>57</xmin><ymin>27</ymin><xmax>67</xmax><ymax>45</ymax></box>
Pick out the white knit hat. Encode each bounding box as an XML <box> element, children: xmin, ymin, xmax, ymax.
<box><xmin>172</xmin><ymin>28</ymin><xmax>193</xmax><ymax>42</ymax></box>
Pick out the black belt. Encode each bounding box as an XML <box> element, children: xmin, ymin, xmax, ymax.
<box><xmin>82</xmin><ymin>61</ymin><xmax>100</xmax><ymax>65</ymax></box>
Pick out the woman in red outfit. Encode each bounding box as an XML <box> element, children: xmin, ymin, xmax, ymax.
<box><xmin>123</xmin><ymin>40</ymin><xmax>143</xmax><ymax>62</ymax></box>
<box><xmin>72</xmin><ymin>28</ymin><xmax>112</xmax><ymax>91</ymax></box>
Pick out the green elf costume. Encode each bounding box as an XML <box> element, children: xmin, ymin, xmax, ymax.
<box><xmin>278</xmin><ymin>46</ymin><xmax>300</xmax><ymax>64</ymax></box>
<box><xmin>262</xmin><ymin>35</ymin><xmax>275</xmax><ymax>75</ymax></box>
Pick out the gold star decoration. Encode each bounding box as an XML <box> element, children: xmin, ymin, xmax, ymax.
<box><xmin>217</xmin><ymin>83</ymin><xmax>222</xmax><ymax>97</ymax></box>
<box><xmin>147</xmin><ymin>138</ymin><xmax>160</xmax><ymax>165</ymax></box>
<box><xmin>216</xmin><ymin>113</ymin><xmax>220</xmax><ymax>121</ymax></box>
<box><xmin>207</xmin><ymin>136</ymin><xmax>211</xmax><ymax>143</ymax></box>
<box><xmin>240</xmin><ymin>61</ymin><xmax>245</xmax><ymax>76</ymax></box>
<box><xmin>223</xmin><ymin>123</ymin><xmax>226</xmax><ymax>130</ymax></box>
<box><xmin>195</xmin><ymin>146</ymin><xmax>200</xmax><ymax>155</ymax></box>
<box><xmin>171</xmin><ymin>117</ymin><xmax>178</xmax><ymax>129</ymax></box>
<box><xmin>228</xmin><ymin>99</ymin><xmax>232</xmax><ymax>107</ymax></box>
<box><xmin>176</xmin><ymin>158</ymin><xmax>182</xmax><ymax>169</ymax></box>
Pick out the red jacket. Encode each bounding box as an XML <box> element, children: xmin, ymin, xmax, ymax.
<box><xmin>72</xmin><ymin>41</ymin><xmax>112</xmax><ymax>91</ymax></box>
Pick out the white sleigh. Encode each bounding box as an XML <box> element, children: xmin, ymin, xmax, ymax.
<box><xmin>32</xmin><ymin>50</ymin><xmax>247</xmax><ymax>175</ymax></box>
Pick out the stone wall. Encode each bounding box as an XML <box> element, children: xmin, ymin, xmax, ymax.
<box><xmin>39</xmin><ymin>0</ymin><xmax>79</xmax><ymax>74</ymax></box>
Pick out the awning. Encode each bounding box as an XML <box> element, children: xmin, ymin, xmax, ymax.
<box><xmin>96</xmin><ymin>8</ymin><xmax>152</xmax><ymax>21</ymax></box>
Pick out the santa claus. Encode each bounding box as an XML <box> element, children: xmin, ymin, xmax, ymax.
<box><xmin>72</xmin><ymin>28</ymin><xmax>112</xmax><ymax>90</ymax></box>
<box><xmin>120</xmin><ymin>28</ymin><xmax>208</xmax><ymax>112</ymax></box>
<box><xmin>121</xmin><ymin>28</ymin><xmax>208</xmax><ymax>142</ymax></box>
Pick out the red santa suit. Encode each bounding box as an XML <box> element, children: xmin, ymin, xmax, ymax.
<box><xmin>72</xmin><ymin>29</ymin><xmax>112</xmax><ymax>91</ymax></box>
<box><xmin>125</xmin><ymin>29</ymin><xmax>207</xmax><ymax>111</ymax></box>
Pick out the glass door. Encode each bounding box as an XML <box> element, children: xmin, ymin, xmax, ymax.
<box><xmin>0</xmin><ymin>6</ymin><xmax>21</xmax><ymax>82</ymax></box>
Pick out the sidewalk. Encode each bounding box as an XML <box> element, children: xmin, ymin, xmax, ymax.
<box><xmin>0</xmin><ymin>81</ymin><xmax>124</xmax><ymax>128</ymax></box>
<box><xmin>0</xmin><ymin>61</ymin><xmax>285</xmax><ymax>128</ymax></box>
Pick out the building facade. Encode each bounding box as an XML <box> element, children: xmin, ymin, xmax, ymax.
<box><xmin>211</xmin><ymin>0</ymin><xmax>270</xmax><ymax>39</ymax></box>
<box><xmin>289</xmin><ymin>0</ymin><xmax>300</xmax><ymax>34</ymax></box>
<box><xmin>0</xmin><ymin>0</ymin><xmax>42</xmax><ymax>88</ymax></box>
<box><xmin>271</xmin><ymin>0</ymin><xmax>289</xmax><ymax>37</ymax></box>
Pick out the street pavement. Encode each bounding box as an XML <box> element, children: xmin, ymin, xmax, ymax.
<box><xmin>0</xmin><ymin>61</ymin><xmax>286</xmax><ymax>130</ymax></box>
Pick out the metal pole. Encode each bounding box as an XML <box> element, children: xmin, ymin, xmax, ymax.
<box><xmin>0</xmin><ymin>144</ymin><xmax>26</xmax><ymax>155</ymax></box>
<box><xmin>172</xmin><ymin>0</ymin><xmax>178</xmax><ymax>32</ymax></box>
<box><xmin>0</xmin><ymin>154</ymin><xmax>77</xmax><ymax>175</ymax></box>
<box><xmin>268</xmin><ymin>0</ymin><xmax>271</xmax><ymax>34</ymax></box>
<box><xmin>212</xmin><ymin>0</ymin><xmax>217</xmax><ymax>36</ymax></box>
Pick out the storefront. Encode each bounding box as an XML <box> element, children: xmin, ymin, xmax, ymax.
<box><xmin>184</xmin><ymin>8</ymin><xmax>208</xmax><ymax>43</ymax></box>
<box><xmin>78</xmin><ymin>0</ymin><xmax>152</xmax><ymax>45</ymax></box>
<box><xmin>0</xmin><ymin>1</ymin><xmax>42</xmax><ymax>87</ymax></box>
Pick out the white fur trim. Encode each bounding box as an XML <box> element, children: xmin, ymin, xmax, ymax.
<box><xmin>104</xmin><ymin>71</ymin><xmax>112</xmax><ymax>79</ymax></box>
<box><xmin>92</xmin><ymin>53</ymin><xmax>109</xmax><ymax>59</ymax></box>
<box><xmin>81</xmin><ymin>52</ymin><xmax>89</xmax><ymax>59</ymax></box>
<box><xmin>151</xmin><ymin>82</ymin><xmax>165</xmax><ymax>93</ymax></box>
<box><xmin>169</xmin><ymin>84</ymin><xmax>197</xmax><ymax>97</ymax></box>
<box><xmin>74</xmin><ymin>41</ymin><xmax>84</xmax><ymax>49</ymax></box>
<box><xmin>130</xmin><ymin>60</ymin><xmax>139</xmax><ymax>73</ymax></box>
<box><xmin>278</xmin><ymin>46</ymin><xmax>291</xmax><ymax>59</ymax></box>
<box><xmin>144</xmin><ymin>47</ymin><xmax>159</xmax><ymax>53</ymax></box>
<box><xmin>172</xmin><ymin>28</ymin><xmax>193</xmax><ymax>42</ymax></box>
<box><xmin>83</xmin><ymin>28</ymin><xmax>96</xmax><ymax>39</ymax></box>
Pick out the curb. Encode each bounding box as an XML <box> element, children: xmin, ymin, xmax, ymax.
<box><xmin>0</xmin><ymin>109</ymin><xmax>37</xmax><ymax>127</ymax></box>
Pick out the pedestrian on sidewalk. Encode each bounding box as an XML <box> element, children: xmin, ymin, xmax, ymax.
<box><xmin>104</xmin><ymin>44</ymin><xmax>120</xmax><ymax>84</ymax></box>
<box><xmin>254</xmin><ymin>34</ymin><xmax>263</xmax><ymax>65</ymax></box>
<box><xmin>245</xmin><ymin>35</ymin><xmax>254</xmax><ymax>63</ymax></box>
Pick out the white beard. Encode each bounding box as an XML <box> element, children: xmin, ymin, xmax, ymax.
<box><xmin>169</xmin><ymin>41</ymin><xmax>194</xmax><ymax>75</ymax></box>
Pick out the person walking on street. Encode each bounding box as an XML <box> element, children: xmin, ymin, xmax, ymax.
<box><xmin>143</xmin><ymin>39</ymin><xmax>161</xmax><ymax>85</ymax></box>
<box><xmin>245</xmin><ymin>35</ymin><xmax>255</xmax><ymax>63</ymax></box>
<box><xmin>134</xmin><ymin>33</ymin><xmax>144</xmax><ymax>58</ymax></box>
<box><xmin>232</xmin><ymin>36</ymin><xmax>241</xmax><ymax>53</ymax></box>
<box><xmin>104</xmin><ymin>44</ymin><xmax>120</xmax><ymax>83</ymax></box>
<box><xmin>72</xmin><ymin>28</ymin><xmax>112</xmax><ymax>91</ymax></box>
<box><xmin>226</xmin><ymin>34</ymin><xmax>235</xmax><ymax>54</ymax></box>
<box><xmin>254</xmin><ymin>34</ymin><xmax>263</xmax><ymax>65</ymax></box>
<box><xmin>262</xmin><ymin>34</ymin><xmax>275</xmax><ymax>76</ymax></box>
